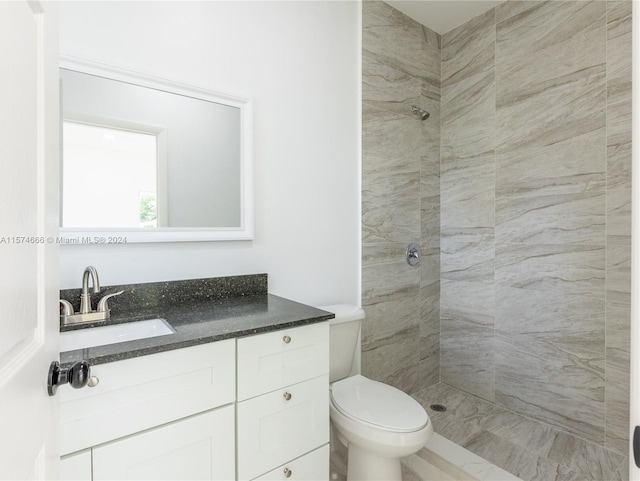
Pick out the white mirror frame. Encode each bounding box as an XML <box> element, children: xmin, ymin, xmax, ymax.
<box><xmin>59</xmin><ymin>56</ymin><xmax>254</xmax><ymax>243</ymax></box>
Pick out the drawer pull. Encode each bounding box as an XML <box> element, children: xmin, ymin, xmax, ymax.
<box><xmin>283</xmin><ymin>335</ymin><xmax>291</xmax><ymax>344</ymax></box>
<box><xmin>283</xmin><ymin>391</ymin><xmax>292</xmax><ymax>401</ymax></box>
<box><xmin>283</xmin><ymin>468</ymin><xmax>292</xmax><ymax>478</ymax></box>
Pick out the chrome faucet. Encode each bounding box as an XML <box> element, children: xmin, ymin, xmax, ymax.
<box><xmin>60</xmin><ymin>266</ymin><xmax>123</xmax><ymax>325</ymax></box>
<box><xmin>80</xmin><ymin>266</ymin><xmax>100</xmax><ymax>314</ymax></box>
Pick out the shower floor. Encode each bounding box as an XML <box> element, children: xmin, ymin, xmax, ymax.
<box><xmin>409</xmin><ymin>383</ymin><xmax>628</xmax><ymax>481</ymax></box>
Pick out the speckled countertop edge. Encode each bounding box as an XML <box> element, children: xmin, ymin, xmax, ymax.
<box><xmin>59</xmin><ymin>274</ymin><xmax>335</xmax><ymax>368</ymax></box>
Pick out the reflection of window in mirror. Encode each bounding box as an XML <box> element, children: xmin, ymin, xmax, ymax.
<box><xmin>62</xmin><ymin>121</ymin><xmax>160</xmax><ymax>228</ymax></box>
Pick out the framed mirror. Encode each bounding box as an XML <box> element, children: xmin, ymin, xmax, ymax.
<box><xmin>59</xmin><ymin>56</ymin><xmax>253</xmax><ymax>243</ymax></box>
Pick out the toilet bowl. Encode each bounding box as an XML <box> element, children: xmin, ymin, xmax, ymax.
<box><xmin>330</xmin><ymin>375</ymin><xmax>433</xmax><ymax>481</ymax></box>
<box><xmin>320</xmin><ymin>305</ymin><xmax>433</xmax><ymax>481</ymax></box>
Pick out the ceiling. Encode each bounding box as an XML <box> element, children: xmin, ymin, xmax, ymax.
<box><xmin>385</xmin><ymin>1</ymin><xmax>504</xmax><ymax>35</ymax></box>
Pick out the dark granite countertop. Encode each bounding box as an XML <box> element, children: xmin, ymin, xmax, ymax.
<box><xmin>59</xmin><ymin>293</ymin><xmax>334</xmax><ymax>368</ymax></box>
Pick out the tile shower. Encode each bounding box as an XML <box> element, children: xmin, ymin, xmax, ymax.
<box><xmin>361</xmin><ymin>0</ymin><xmax>631</xmax><ymax>478</ymax></box>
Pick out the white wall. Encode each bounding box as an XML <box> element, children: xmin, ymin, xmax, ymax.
<box><xmin>58</xmin><ymin>1</ymin><xmax>362</xmax><ymax>307</ymax></box>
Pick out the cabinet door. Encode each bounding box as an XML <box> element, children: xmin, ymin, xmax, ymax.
<box><xmin>92</xmin><ymin>406</ymin><xmax>235</xmax><ymax>481</ymax></box>
<box><xmin>237</xmin><ymin>375</ymin><xmax>329</xmax><ymax>480</ymax></box>
<box><xmin>252</xmin><ymin>444</ymin><xmax>329</xmax><ymax>481</ymax></box>
<box><xmin>60</xmin><ymin>450</ymin><xmax>91</xmax><ymax>481</ymax></box>
<box><xmin>60</xmin><ymin>339</ymin><xmax>235</xmax><ymax>455</ymax></box>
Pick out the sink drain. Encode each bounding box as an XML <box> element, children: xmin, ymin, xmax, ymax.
<box><xmin>429</xmin><ymin>403</ymin><xmax>447</xmax><ymax>412</ymax></box>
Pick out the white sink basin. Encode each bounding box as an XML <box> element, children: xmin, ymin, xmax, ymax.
<box><xmin>60</xmin><ymin>318</ymin><xmax>175</xmax><ymax>352</ymax></box>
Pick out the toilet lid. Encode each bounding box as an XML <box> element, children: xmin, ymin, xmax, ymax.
<box><xmin>331</xmin><ymin>375</ymin><xmax>429</xmax><ymax>433</ymax></box>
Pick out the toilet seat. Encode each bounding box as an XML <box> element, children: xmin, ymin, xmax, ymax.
<box><xmin>331</xmin><ymin>375</ymin><xmax>428</xmax><ymax>433</ymax></box>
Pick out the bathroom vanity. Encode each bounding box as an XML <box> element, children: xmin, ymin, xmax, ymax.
<box><xmin>57</xmin><ymin>274</ymin><xmax>332</xmax><ymax>481</ymax></box>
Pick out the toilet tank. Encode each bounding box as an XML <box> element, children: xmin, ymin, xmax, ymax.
<box><xmin>319</xmin><ymin>304</ymin><xmax>365</xmax><ymax>383</ymax></box>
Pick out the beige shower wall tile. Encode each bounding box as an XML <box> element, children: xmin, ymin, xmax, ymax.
<box><xmin>496</xmin><ymin>3</ymin><xmax>606</xmax><ymax>104</ymax></box>
<box><xmin>362</xmin><ymin>52</ymin><xmax>421</xmax><ymax>116</ymax></box>
<box><xmin>495</xmin><ymin>2</ymin><xmax>606</xmax><ymax>155</ymax></box>
<box><xmin>441</xmin><ymin>235</ymin><xmax>495</xmax><ymax>284</ymax></box>
<box><xmin>442</xmin><ymin>8</ymin><xmax>495</xmax><ymax>88</ymax></box>
<box><xmin>495</xmin><ymin>130</ymin><xmax>606</xmax><ymax>198</ymax></box>
<box><xmin>362</xmin><ymin>108</ymin><xmax>421</xmax><ymax>243</ymax></box>
<box><xmin>495</xmin><ymin>286</ymin><xmax>605</xmax><ymax>355</ymax></box>
<box><xmin>362</xmin><ymin>103</ymin><xmax>420</xmax><ymax>162</ymax></box>
<box><xmin>495</xmin><ymin>243</ymin><xmax>605</xmax><ymax>295</ymax></box>
<box><xmin>361</xmin><ymin>324</ymin><xmax>421</xmax><ymax>394</ymax></box>
<box><xmin>605</xmin><ymin>356</ymin><xmax>630</xmax><ymax>456</ymax></box>
<box><xmin>495</xmin><ymin>65</ymin><xmax>605</xmax><ymax>153</ymax></box>
<box><xmin>495</xmin><ymin>330</ymin><xmax>605</xmax><ymax>444</ymax></box>
<box><xmin>441</xmin><ymin>70</ymin><xmax>496</xmax><ymax>162</ymax></box>
<box><xmin>419</xmin><ymin>279</ymin><xmax>439</xmax><ymax>387</ymax></box>
<box><xmin>440</xmin><ymin>154</ymin><xmax>495</xmax><ymax>230</ymax></box>
<box><xmin>495</xmin><ymin>1</ymin><xmax>605</xmax><ymax>66</ymax></box>
<box><xmin>441</xmin><ymin>279</ymin><xmax>494</xmax><ymax>328</ymax></box>
<box><xmin>495</xmin><ymin>191</ymin><xmax>606</xmax><ymax>245</ymax></box>
<box><xmin>441</xmin><ymin>318</ymin><xmax>494</xmax><ymax>401</ymax></box>
<box><xmin>362</xmin><ymin>1</ymin><xmax>429</xmax><ymax>79</ymax></box>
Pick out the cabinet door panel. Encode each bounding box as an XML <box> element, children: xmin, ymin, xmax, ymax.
<box><xmin>237</xmin><ymin>375</ymin><xmax>329</xmax><ymax>480</ymax></box>
<box><xmin>60</xmin><ymin>450</ymin><xmax>91</xmax><ymax>481</ymax></box>
<box><xmin>237</xmin><ymin>323</ymin><xmax>329</xmax><ymax>401</ymax></box>
<box><xmin>252</xmin><ymin>444</ymin><xmax>329</xmax><ymax>481</ymax></box>
<box><xmin>60</xmin><ymin>340</ymin><xmax>235</xmax><ymax>455</ymax></box>
<box><xmin>93</xmin><ymin>406</ymin><xmax>235</xmax><ymax>481</ymax></box>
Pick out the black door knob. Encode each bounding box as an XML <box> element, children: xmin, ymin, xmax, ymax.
<box><xmin>47</xmin><ymin>360</ymin><xmax>91</xmax><ymax>396</ymax></box>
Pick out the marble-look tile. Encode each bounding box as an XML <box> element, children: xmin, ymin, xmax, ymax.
<box><xmin>495</xmin><ymin>243</ymin><xmax>605</xmax><ymax>295</ymax></box>
<box><xmin>441</xmin><ymin>70</ymin><xmax>496</xmax><ymax>162</ymax></box>
<box><xmin>362</xmin><ymin>1</ymin><xmax>428</xmax><ymax>79</ymax></box>
<box><xmin>495</xmin><ymin>191</ymin><xmax>605</xmax><ymax>246</ymax></box>
<box><xmin>362</xmin><ymin>243</ymin><xmax>421</xmax><ymax>294</ymax></box>
<box><xmin>495</xmin><ymin>2</ymin><xmax>606</xmax><ymax>154</ymax></box>
<box><xmin>495</xmin><ymin>286</ymin><xmax>604</xmax><ymax>354</ymax></box>
<box><xmin>606</xmin><ymin>1</ymin><xmax>632</xmax><ymax>247</ymax></box>
<box><xmin>362</xmin><ymin>52</ymin><xmax>421</xmax><ymax>116</ymax></box>
<box><xmin>362</xmin><ymin>328</ymin><xmax>421</xmax><ymax>394</ymax></box>
<box><xmin>441</xmin><ymin>280</ymin><xmax>494</xmax><ymax>328</ymax></box>
<box><xmin>495</xmin><ymin>64</ymin><xmax>605</xmax><ymax>154</ymax></box>
<box><xmin>442</xmin><ymin>8</ymin><xmax>495</xmax><ymax>88</ymax></box>
<box><xmin>441</xmin><ymin>319</ymin><xmax>494</xmax><ymax>401</ymax></box>
<box><xmin>441</xmin><ymin>235</ymin><xmax>494</xmax><ymax>284</ymax></box>
<box><xmin>361</xmin><ymin>282</ymin><xmax>419</xmax><ymax>339</ymax></box>
<box><xmin>420</xmin><ymin>278</ymin><xmax>439</xmax><ymax>387</ymax></box>
<box><xmin>544</xmin><ymin>430</ymin><xmax>627</xmax><ymax>481</ymax></box>
<box><xmin>605</xmin><ymin>356</ymin><xmax>630</xmax><ymax>456</ymax></box>
<box><xmin>462</xmin><ymin>431</ymin><xmax>568</xmax><ymax>481</ymax></box>
<box><xmin>495</xmin><ymin>1</ymin><xmax>605</xmax><ymax>69</ymax></box>
<box><xmin>412</xmin><ymin>383</ymin><xmax>628</xmax><ymax>481</ymax></box>
<box><xmin>421</xmin><ymin>158</ymin><xmax>440</xmax><ymax>249</ymax></box>
<box><xmin>441</xmin><ymin>154</ymin><xmax>495</xmax><ymax>229</ymax></box>
<box><xmin>362</xmin><ymin>167</ymin><xmax>420</xmax><ymax>244</ymax></box>
<box><xmin>496</xmin><ymin>3</ymin><xmax>605</xmax><ymax>102</ymax></box>
<box><xmin>495</xmin><ymin>330</ymin><xmax>604</xmax><ymax>444</ymax></box>
<box><xmin>362</xmin><ymin>103</ymin><xmax>421</xmax><ymax>162</ymax></box>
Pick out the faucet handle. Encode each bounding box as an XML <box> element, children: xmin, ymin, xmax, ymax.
<box><xmin>60</xmin><ymin>299</ymin><xmax>74</xmax><ymax>317</ymax></box>
<box><xmin>96</xmin><ymin>290</ymin><xmax>124</xmax><ymax>314</ymax></box>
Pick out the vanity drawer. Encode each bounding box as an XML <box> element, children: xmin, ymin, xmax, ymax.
<box><xmin>252</xmin><ymin>444</ymin><xmax>329</xmax><ymax>481</ymax></box>
<box><xmin>237</xmin><ymin>374</ymin><xmax>329</xmax><ymax>480</ymax></box>
<box><xmin>237</xmin><ymin>322</ymin><xmax>329</xmax><ymax>401</ymax></box>
<box><xmin>59</xmin><ymin>339</ymin><xmax>235</xmax><ymax>455</ymax></box>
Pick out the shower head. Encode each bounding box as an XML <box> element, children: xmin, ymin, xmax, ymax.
<box><xmin>411</xmin><ymin>105</ymin><xmax>430</xmax><ymax>121</ymax></box>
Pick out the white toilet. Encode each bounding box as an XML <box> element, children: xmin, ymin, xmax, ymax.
<box><xmin>321</xmin><ymin>305</ymin><xmax>433</xmax><ymax>481</ymax></box>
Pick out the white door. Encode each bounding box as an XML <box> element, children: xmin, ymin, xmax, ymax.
<box><xmin>632</xmin><ymin>2</ymin><xmax>640</xmax><ymax>479</ymax></box>
<box><xmin>0</xmin><ymin>1</ymin><xmax>60</xmax><ymax>479</ymax></box>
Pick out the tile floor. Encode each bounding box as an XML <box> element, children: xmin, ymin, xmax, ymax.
<box><xmin>410</xmin><ymin>383</ymin><xmax>629</xmax><ymax>481</ymax></box>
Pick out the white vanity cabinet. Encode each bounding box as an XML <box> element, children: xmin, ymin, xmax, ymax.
<box><xmin>237</xmin><ymin>322</ymin><xmax>330</xmax><ymax>480</ymax></box>
<box><xmin>59</xmin><ymin>321</ymin><xmax>330</xmax><ymax>481</ymax></box>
